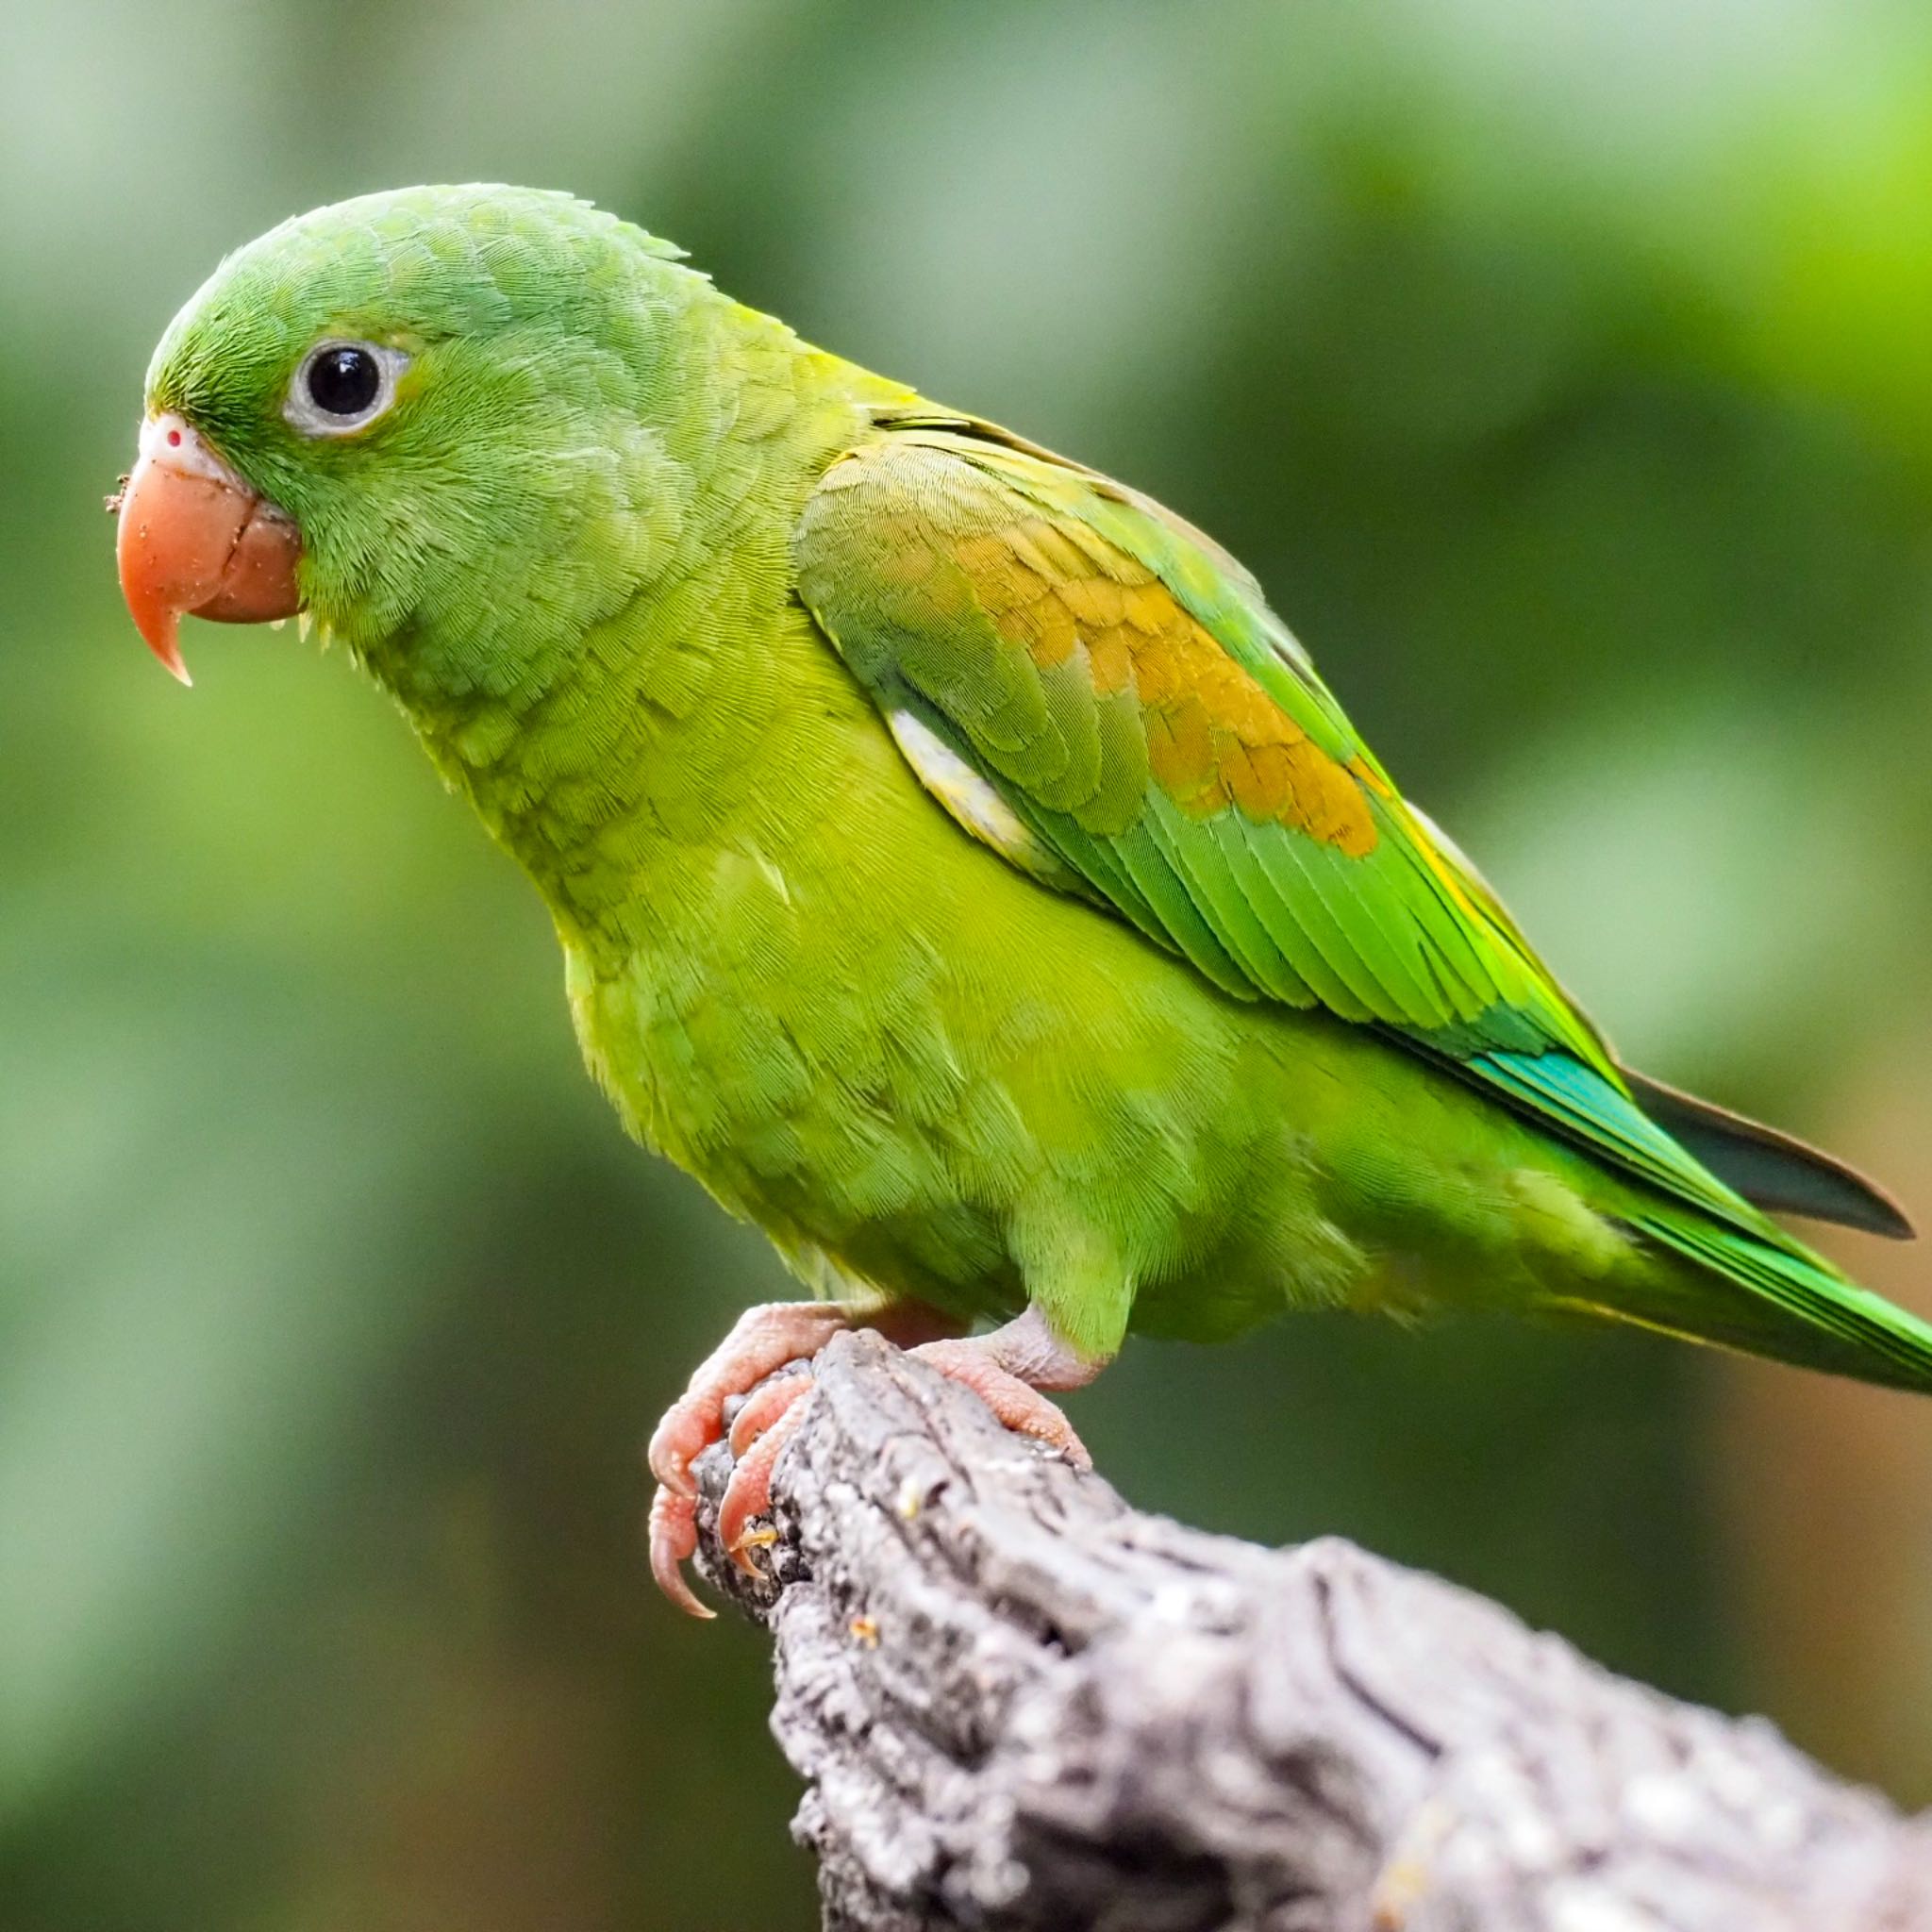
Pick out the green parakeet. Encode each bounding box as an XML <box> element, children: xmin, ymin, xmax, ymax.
<box><xmin>115</xmin><ymin>185</ymin><xmax>1926</xmax><ymax>1614</ymax></box>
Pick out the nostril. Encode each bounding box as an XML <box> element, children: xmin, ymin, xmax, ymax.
<box><xmin>166</xmin><ymin>428</ymin><xmax>182</xmax><ymax>447</ymax></box>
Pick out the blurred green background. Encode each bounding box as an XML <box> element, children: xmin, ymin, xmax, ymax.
<box><xmin>8</xmin><ymin>1</ymin><xmax>1932</xmax><ymax>1924</ymax></box>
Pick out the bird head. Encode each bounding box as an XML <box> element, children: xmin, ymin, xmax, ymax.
<box><xmin>115</xmin><ymin>185</ymin><xmax>697</xmax><ymax>696</ymax></box>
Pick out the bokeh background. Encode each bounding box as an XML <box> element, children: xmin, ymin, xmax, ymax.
<box><xmin>8</xmin><ymin>1</ymin><xmax>1932</xmax><ymax>1924</ymax></box>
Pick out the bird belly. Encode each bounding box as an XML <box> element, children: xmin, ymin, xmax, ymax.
<box><xmin>558</xmin><ymin>727</ymin><xmax>1640</xmax><ymax>1356</ymax></box>
<box><xmin>560</xmin><ymin>801</ymin><xmax>1403</xmax><ymax>1351</ymax></box>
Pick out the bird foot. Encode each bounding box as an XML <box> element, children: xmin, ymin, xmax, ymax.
<box><xmin>645</xmin><ymin>1297</ymin><xmax>963</xmax><ymax>1615</ymax></box>
<box><xmin>646</xmin><ymin>1301</ymin><xmax>854</xmax><ymax>1617</ymax></box>
<box><xmin>903</xmin><ymin>1337</ymin><xmax>1094</xmax><ymax>1471</ymax></box>
<box><xmin>709</xmin><ymin>1316</ymin><xmax>1101</xmax><ymax>1593</ymax></box>
<box><xmin>646</xmin><ymin>1301</ymin><xmax>854</xmax><ymax>1503</ymax></box>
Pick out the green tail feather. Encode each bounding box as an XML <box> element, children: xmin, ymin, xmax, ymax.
<box><xmin>1610</xmin><ymin>1212</ymin><xmax>1932</xmax><ymax>1393</ymax></box>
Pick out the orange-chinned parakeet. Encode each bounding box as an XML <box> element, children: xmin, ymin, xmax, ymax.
<box><xmin>115</xmin><ymin>185</ymin><xmax>1925</xmax><ymax>1614</ymax></box>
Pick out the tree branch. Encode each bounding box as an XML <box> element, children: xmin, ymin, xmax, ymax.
<box><xmin>690</xmin><ymin>1329</ymin><xmax>1932</xmax><ymax>1932</ymax></box>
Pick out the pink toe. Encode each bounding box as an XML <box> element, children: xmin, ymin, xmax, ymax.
<box><xmin>717</xmin><ymin>1394</ymin><xmax>813</xmax><ymax>1569</ymax></box>
<box><xmin>727</xmin><ymin>1371</ymin><xmax>812</xmax><ymax>1458</ymax></box>
<box><xmin>908</xmin><ymin>1341</ymin><xmax>1094</xmax><ymax>1469</ymax></box>
<box><xmin>646</xmin><ymin>1302</ymin><xmax>851</xmax><ymax>1494</ymax></box>
<box><xmin>646</xmin><ymin>1407</ymin><xmax>708</xmax><ymax>1496</ymax></box>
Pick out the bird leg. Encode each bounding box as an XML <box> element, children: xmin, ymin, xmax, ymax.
<box><xmin>712</xmin><ymin>1303</ymin><xmax>1110</xmax><ymax>1588</ymax></box>
<box><xmin>646</xmin><ymin>1296</ymin><xmax>958</xmax><ymax>1616</ymax></box>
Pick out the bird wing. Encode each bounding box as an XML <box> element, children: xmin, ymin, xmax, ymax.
<box><xmin>794</xmin><ymin>412</ymin><xmax>1779</xmax><ymax>1238</ymax></box>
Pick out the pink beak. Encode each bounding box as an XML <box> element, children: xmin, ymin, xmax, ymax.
<box><xmin>112</xmin><ymin>412</ymin><xmax>302</xmax><ymax>684</ymax></box>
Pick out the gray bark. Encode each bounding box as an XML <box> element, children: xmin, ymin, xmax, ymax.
<box><xmin>689</xmin><ymin>1329</ymin><xmax>1932</xmax><ymax>1932</ymax></box>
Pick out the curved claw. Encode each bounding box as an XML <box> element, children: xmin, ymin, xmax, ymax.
<box><xmin>648</xmin><ymin>1486</ymin><xmax>714</xmax><ymax>1620</ymax></box>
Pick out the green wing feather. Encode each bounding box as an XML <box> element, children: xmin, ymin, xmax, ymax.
<box><xmin>792</xmin><ymin>413</ymin><xmax>1861</xmax><ymax>1251</ymax></box>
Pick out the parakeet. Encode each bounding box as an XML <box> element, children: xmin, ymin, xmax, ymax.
<box><xmin>115</xmin><ymin>185</ymin><xmax>1927</xmax><ymax>1616</ymax></box>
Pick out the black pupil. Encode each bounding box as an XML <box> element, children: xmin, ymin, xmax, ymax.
<box><xmin>307</xmin><ymin>345</ymin><xmax>380</xmax><ymax>417</ymax></box>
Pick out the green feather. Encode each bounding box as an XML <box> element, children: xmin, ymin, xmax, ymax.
<box><xmin>1607</xmin><ymin>1213</ymin><xmax>1932</xmax><ymax>1392</ymax></box>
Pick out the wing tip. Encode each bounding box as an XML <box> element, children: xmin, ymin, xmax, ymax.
<box><xmin>1627</xmin><ymin>1071</ymin><xmax>1917</xmax><ymax>1242</ymax></box>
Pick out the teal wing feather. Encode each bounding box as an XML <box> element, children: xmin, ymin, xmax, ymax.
<box><xmin>1393</xmin><ymin>793</ymin><xmax>1912</xmax><ymax>1239</ymax></box>
<box><xmin>793</xmin><ymin>414</ymin><xmax>1805</xmax><ymax>1245</ymax></box>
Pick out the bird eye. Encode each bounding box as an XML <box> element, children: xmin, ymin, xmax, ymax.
<box><xmin>308</xmin><ymin>345</ymin><xmax>378</xmax><ymax>415</ymax></box>
<box><xmin>284</xmin><ymin>339</ymin><xmax>408</xmax><ymax>438</ymax></box>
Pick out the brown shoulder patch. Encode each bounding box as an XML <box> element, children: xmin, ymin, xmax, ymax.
<box><xmin>951</xmin><ymin>520</ymin><xmax>1376</xmax><ymax>856</ymax></box>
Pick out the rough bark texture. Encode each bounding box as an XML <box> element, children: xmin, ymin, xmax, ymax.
<box><xmin>690</xmin><ymin>1330</ymin><xmax>1932</xmax><ymax>1932</ymax></box>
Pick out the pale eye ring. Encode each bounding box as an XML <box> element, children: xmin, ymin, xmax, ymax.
<box><xmin>284</xmin><ymin>339</ymin><xmax>408</xmax><ymax>437</ymax></box>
